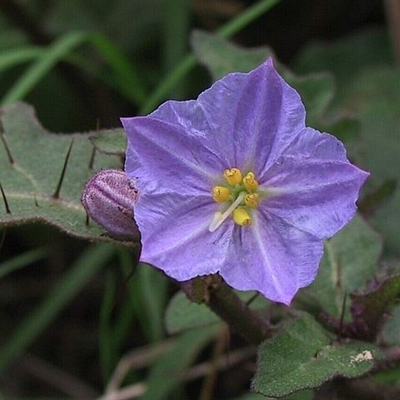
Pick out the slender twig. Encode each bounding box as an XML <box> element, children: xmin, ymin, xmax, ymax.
<box><xmin>18</xmin><ymin>353</ymin><xmax>99</xmax><ymax>399</ymax></box>
<box><xmin>205</xmin><ymin>275</ymin><xmax>274</xmax><ymax>345</ymax></box>
<box><xmin>199</xmin><ymin>327</ymin><xmax>229</xmax><ymax>400</ymax></box>
<box><xmin>186</xmin><ymin>346</ymin><xmax>255</xmax><ymax>380</ymax></box>
<box><xmin>100</xmin><ymin>346</ymin><xmax>255</xmax><ymax>400</ymax></box>
<box><xmin>100</xmin><ymin>383</ymin><xmax>146</xmax><ymax>400</ymax></box>
<box><xmin>105</xmin><ymin>339</ymin><xmax>176</xmax><ymax>394</ymax></box>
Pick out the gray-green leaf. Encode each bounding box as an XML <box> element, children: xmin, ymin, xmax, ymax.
<box><xmin>300</xmin><ymin>215</ymin><xmax>382</xmax><ymax>319</ymax></box>
<box><xmin>0</xmin><ymin>102</ymin><xmax>136</xmax><ymax>245</ymax></box>
<box><xmin>252</xmin><ymin>312</ymin><xmax>382</xmax><ymax>398</ymax></box>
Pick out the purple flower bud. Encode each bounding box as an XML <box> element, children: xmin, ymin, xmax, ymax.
<box><xmin>82</xmin><ymin>169</ymin><xmax>139</xmax><ymax>242</ymax></box>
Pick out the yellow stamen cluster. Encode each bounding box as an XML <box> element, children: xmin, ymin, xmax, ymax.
<box><xmin>209</xmin><ymin>167</ymin><xmax>261</xmax><ymax>231</ymax></box>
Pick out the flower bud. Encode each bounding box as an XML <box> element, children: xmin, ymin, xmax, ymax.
<box><xmin>82</xmin><ymin>169</ymin><xmax>140</xmax><ymax>242</ymax></box>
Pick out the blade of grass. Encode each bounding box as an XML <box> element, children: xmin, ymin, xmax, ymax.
<box><xmin>1</xmin><ymin>31</ymin><xmax>88</xmax><ymax>105</ymax></box>
<box><xmin>89</xmin><ymin>33</ymin><xmax>148</xmax><ymax>105</ymax></box>
<box><xmin>0</xmin><ymin>243</ymin><xmax>115</xmax><ymax>372</ymax></box>
<box><xmin>0</xmin><ymin>32</ymin><xmax>147</xmax><ymax>107</ymax></box>
<box><xmin>137</xmin><ymin>263</ymin><xmax>168</xmax><ymax>342</ymax></box>
<box><xmin>0</xmin><ymin>247</ymin><xmax>47</xmax><ymax>280</ymax></box>
<box><xmin>116</xmin><ymin>251</ymin><xmax>167</xmax><ymax>344</ymax></box>
<box><xmin>139</xmin><ymin>0</ymin><xmax>281</xmax><ymax>114</ymax></box>
<box><xmin>118</xmin><ymin>248</ymin><xmax>151</xmax><ymax>341</ymax></box>
<box><xmin>162</xmin><ymin>0</ymin><xmax>191</xmax><ymax>98</ymax></box>
<box><xmin>112</xmin><ymin>286</ymin><xmax>138</xmax><ymax>356</ymax></box>
<box><xmin>0</xmin><ymin>47</ymin><xmax>45</xmax><ymax>73</ymax></box>
<box><xmin>101</xmin><ymin>250</ymin><xmax>142</xmax><ymax>386</ymax></box>
<box><xmin>99</xmin><ymin>270</ymin><xmax>118</xmax><ymax>384</ymax></box>
<box><xmin>217</xmin><ymin>0</ymin><xmax>280</xmax><ymax>39</ymax></box>
<box><xmin>140</xmin><ymin>54</ymin><xmax>194</xmax><ymax>114</ymax></box>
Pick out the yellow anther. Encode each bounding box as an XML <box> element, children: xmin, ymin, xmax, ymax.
<box><xmin>233</xmin><ymin>208</ymin><xmax>252</xmax><ymax>227</ymax></box>
<box><xmin>212</xmin><ymin>186</ymin><xmax>230</xmax><ymax>203</ymax></box>
<box><xmin>245</xmin><ymin>193</ymin><xmax>259</xmax><ymax>209</ymax></box>
<box><xmin>243</xmin><ymin>172</ymin><xmax>258</xmax><ymax>191</ymax></box>
<box><xmin>224</xmin><ymin>168</ymin><xmax>242</xmax><ymax>185</ymax></box>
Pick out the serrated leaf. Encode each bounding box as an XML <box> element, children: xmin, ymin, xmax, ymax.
<box><xmin>350</xmin><ymin>274</ymin><xmax>400</xmax><ymax>341</ymax></box>
<box><xmin>0</xmin><ymin>102</ymin><xmax>136</xmax><ymax>245</ymax></box>
<box><xmin>300</xmin><ymin>215</ymin><xmax>382</xmax><ymax>319</ymax></box>
<box><xmin>252</xmin><ymin>312</ymin><xmax>382</xmax><ymax>398</ymax></box>
<box><xmin>166</xmin><ymin>290</ymin><xmax>270</xmax><ymax>334</ymax></box>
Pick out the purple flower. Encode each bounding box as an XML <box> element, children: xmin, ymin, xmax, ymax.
<box><xmin>121</xmin><ymin>58</ymin><xmax>368</xmax><ymax>305</ymax></box>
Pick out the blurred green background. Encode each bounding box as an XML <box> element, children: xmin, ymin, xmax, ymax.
<box><xmin>0</xmin><ymin>0</ymin><xmax>393</xmax><ymax>399</ymax></box>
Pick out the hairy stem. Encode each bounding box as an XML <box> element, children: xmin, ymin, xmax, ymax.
<box><xmin>181</xmin><ymin>275</ymin><xmax>273</xmax><ymax>345</ymax></box>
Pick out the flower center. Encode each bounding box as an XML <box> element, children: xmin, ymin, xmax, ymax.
<box><xmin>209</xmin><ymin>168</ymin><xmax>260</xmax><ymax>232</ymax></box>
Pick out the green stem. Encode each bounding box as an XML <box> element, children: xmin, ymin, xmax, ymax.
<box><xmin>181</xmin><ymin>275</ymin><xmax>273</xmax><ymax>345</ymax></box>
<box><xmin>207</xmin><ymin>276</ymin><xmax>273</xmax><ymax>345</ymax></box>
